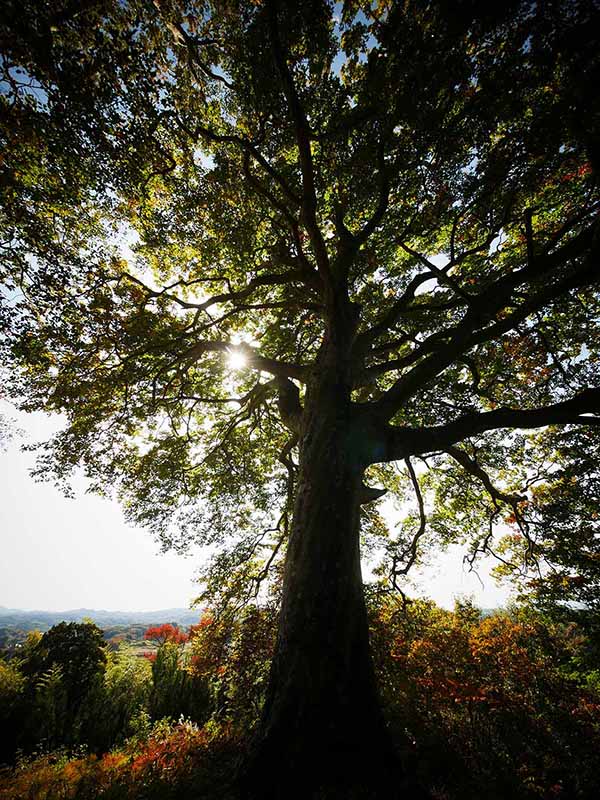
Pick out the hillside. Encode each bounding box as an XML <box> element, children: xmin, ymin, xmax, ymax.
<box><xmin>0</xmin><ymin>607</ymin><xmax>201</xmax><ymax>648</ymax></box>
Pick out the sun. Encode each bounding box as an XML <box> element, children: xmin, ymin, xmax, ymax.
<box><xmin>228</xmin><ymin>348</ymin><xmax>248</xmax><ymax>371</ymax></box>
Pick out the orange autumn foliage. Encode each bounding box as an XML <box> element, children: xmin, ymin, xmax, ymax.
<box><xmin>0</xmin><ymin>719</ymin><xmax>240</xmax><ymax>800</ymax></box>
<box><xmin>370</xmin><ymin>598</ymin><xmax>600</xmax><ymax>798</ymax></box>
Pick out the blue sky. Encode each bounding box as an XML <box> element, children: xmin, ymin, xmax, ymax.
<box><xmin>1</xmin><ymin>401</ymin><xmax>511</xmax><ymax>612</ymax></box>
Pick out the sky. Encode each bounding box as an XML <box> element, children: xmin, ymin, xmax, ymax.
<box><xmin>0</xmin><ymin>400</ymin><xmax>512</xmax><ymax>613</ymax></box>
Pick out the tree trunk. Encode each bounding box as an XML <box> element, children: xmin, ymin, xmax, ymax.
<box><xmin>240</xmin><ymin>371</ymin><xmax>413</xmax><ymax>798</ymax></box>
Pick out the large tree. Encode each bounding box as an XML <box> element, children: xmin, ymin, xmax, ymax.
<box><xmin>1</xmin><ymin>0</ymin><xmax>599</xmax><ymax>796</ymax></box>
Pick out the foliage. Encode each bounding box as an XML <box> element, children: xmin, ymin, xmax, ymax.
<box><xmin>10</xmin><ymin>622</ymin><xmax>108</xmax><ymax>755</ymax></box>
<box><xmin>188</xmin><ymin>605</ymin><xmax>276</xmax><ymax>728</ymax></box>
<box><xmin>144</xmin><ymin>623</ymin><xmax>189</xmax><ymax>645</ymax></box>
<box><xmin>0</xmin><ymin>659</ymin><xmax>24</xmax><ymax>712</ymax></box>
<box><xmin>149</xmin><ymin>639</ymin><xmax>208</xmax><ymax>723</ymax></box>
<box><xmin>1</xmin><ymin>0</ymin><xmax>599</xmax><ymax>609</ymax></box>
<box><xmin>2</xmin><ymin>600</ymin><xmax>600</xmax><ymax>798</ymax></box>
<box><xmin>492</xmin><ymin>427</ymin><xmax>600</xmax><ymax>611</ymax></box>
<box><xmin>34</xmin><ymin>664</ymin><xmax>69</xmax><ymax>750</ymax></box>
<box><xmin>22</xmin><ymin>622</ymin><xmax>107</xmax><ymax>712</ymax></box>
<box><xmin>0</xmin><ymin>659</ymin><xmax>25</xmax><ymax>763</ymax></box>
<box><xmin>0</xmin><ymin>621</ymin><xmax>209</xmax><ymax>765</ymax></box>
<box><xmin>2</xmin><ymin>0</ymin><xmax>600</xmax><ymax>790</ymax></box>
<box><xmin>369</xmin><ymin>597</ymin><xmax>600</xmax><ymax>799</ymax></box>
<box><xmin>75</xmin><ymin>644</ymin><xmax>153</xmax><ymax>753</ymax></box>
<box><xmin>0</xmin><ymin>718</ymin><xmax>241</xmax><ymax>800</ymax></box>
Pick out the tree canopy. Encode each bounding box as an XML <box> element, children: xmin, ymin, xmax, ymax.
<box><xmin>2</xmin><ymin>0</ymin><xmax>599</xmax><ymax>606</ymax></box>
<box><xmin>21</xmin><ymin>621</ymin><xmax>107</xmax><ymax>709</ymax></box>
<box><xmin>1</xmin><ymin>1</ymin><xmax>600</xmax><ymax>794</ymax></box>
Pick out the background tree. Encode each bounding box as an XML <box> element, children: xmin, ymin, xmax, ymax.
<box><xmin>1</xmin><ymin>0</ymin><xmax>599</xmax><ymax>796</ymax></box>
<box><xmin>144</xmin><ymin>626</ymin><xmax>210</xmax><ymax>723</ymax></box>
<box><xmin>189</xmin><ymin>605</ymin><xmax>276</xmax><ymax>727</ymax></box>
<box><xmin>9</xmin><ymin>622</ymin><xmax>108</xmax><ymax>754</ymax></box>
<box><xmin>0</xmin><ymin>657</ymin><xmax>25</xmax><ymax>762</ymax></box>
<box><xmin>492</xmin><ymin>426</ymin><xmax>600</xmax><ymax>611</ymax></box>
<box><xmin>145</xmin><ymin>624</ymin><xmax>189</xmax><ymax>646</ymax></box>
<box><xmin>78</xmin><ymin>641</ymin><xmax>153</xmax><ymax>753</ymax></box>
<box><xmin>21</xmin><ymin>622</ymin><xmax>107</xmax><ymax>713</ymax></box>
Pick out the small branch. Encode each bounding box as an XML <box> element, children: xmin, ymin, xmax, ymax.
<box><xmin>524</xmin><ymin>207</ymin><xmax>534</xmax><ymax>268</ymax></box>
<box><xmin>356</xmin><ymin>136</ymin><xmax>390</xmax><ymax>245</ymax></box>
<box><xmin>242</xmin><ymin>150</ymin><xmax>299</xmax><ymax>227</ymax></box>
<box><xmin>354</xmin><ymin>272</ymin><xmax>439</xmax><ymax>353</ymax></box>
<box><xmin>249</xmin><ymin>432</ymin><xmax>298</xmax><ymax>594</ymax></box>
<box><xmin>390</xmin><ymin>458</ymin><xmax>427</xmax><ymax>586</ymax></box>
<box><xmin>446</xmin><ymin>445</ymin><xmax>525</xmax><ymax>506</ymax></box>
<box><xmin>175</xmin><ymin>114</ymin><xmax>301</xmax><ymax>208</ymax></box>
<box><xmin>459</xmin><ymin>355</ymin><xmax>494</xmax><ymax>401</ymax></box>
<box><xmin>398</xmin><ymin>241</ymin><xmax>472</xmax><ymax>303</ymax></box>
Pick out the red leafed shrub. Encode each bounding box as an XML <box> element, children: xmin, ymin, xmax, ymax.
<box><xmin>189</xmin><ymin>611</ymin><xmax>214</xmax><ymax>638</ymax></box>
<box><xmin>144</xmin><ymin>624</ymin><xmax>188</xmax><ymax>646</ymax></box>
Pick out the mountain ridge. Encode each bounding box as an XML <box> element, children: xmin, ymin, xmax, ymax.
<box><xmin>0</xmin><ymin>606</ymin><xmax>202</xmax><ymax>631</ymax></box>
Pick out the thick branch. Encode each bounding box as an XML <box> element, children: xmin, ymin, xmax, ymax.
<box><xmin>359</xmin><ymin>484</ymin><xmax>387</xmax><ymax>504</ymax></box>
<box><xmin>266</xmin><ymin>0</ymin><xmax>332</xmax><ymax>290</ymax></box>
<box><xmin>277</xmin><ymin>377</ymin><xmax>304</xmax><ymax>433</ymax></box>
<box><xmin>382</xmin><ymin>388</ymin><xmax>600</xmax><ymax>462</ymax></box>
<box><xmin>184</xmin><ymin>340</ymin><xmax>307</xmax><ymax>382</ymax></box>
<box><xmin>373</xmin><ymin>223</ymin><xmax>598</xmax><ymax>419</ymax></box>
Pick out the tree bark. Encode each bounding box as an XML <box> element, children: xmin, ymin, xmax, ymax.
<box><xmin>240</xmin><ymin>364</ymin><xmax>414</xmax><ymax>798</ymax></box>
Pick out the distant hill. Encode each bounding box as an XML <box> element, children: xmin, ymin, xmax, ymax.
<box><xmin>0</xmin><ymin>605</ymin><xmax>202</xmax><ymax>632</ymax></box>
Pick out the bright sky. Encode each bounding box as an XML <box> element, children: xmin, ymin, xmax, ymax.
<box><xmin>0</xmin><ymin>401</ymin><xmax>512</xmax><ymax>612</ymax></box>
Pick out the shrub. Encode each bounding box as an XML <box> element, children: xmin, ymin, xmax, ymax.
<box><xmin>369</xmin><ymin>597</ymin><xmax>600</xmax><ymax>798</ymax></box>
